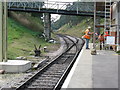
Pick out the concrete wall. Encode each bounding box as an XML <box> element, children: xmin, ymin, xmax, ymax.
<box><xmin>0</xmin><ymin>60</ymin><xmax>31</xmax><ymax>73</ymax></box>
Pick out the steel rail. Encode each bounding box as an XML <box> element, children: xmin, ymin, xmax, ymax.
<box><xmin>11</xmin><ymin>35</ymin><xmax>84</xmax><ymax>90</ymax></box>
<box><xmin>54</xmin><ymin>35</ymin><xmax>84</xmax><ymax>90</ymax></box>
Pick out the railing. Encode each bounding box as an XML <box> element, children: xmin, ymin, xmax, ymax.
<box><xmin>8</xmin><ymin>1</ymin><xmax>94</xmax><ymax>12</ymax></box>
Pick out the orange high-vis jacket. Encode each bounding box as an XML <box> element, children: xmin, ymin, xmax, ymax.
<box><xmin>98</xmin><ymin>35</ymin><xmax>104</xmax><ymax>42</ymax></box>
<box><xmin>84</xmin><ymin>29</ymin><xmax>90</xmax><ymax>39</ymax></box>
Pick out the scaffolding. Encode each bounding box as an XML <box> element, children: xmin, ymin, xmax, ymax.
<box><xmin>104</xmin><ymin>0</ymin><xmax>111</xmax><ymax>34</ymax></box>
<box><xmin>94</xmin><ymin>1</ymin><xmax>120</xmax><ymax>51</ymax></box>
<box><xmin>104</xmin><ymin>0</ymin><xmax>112</xmax><ymax>49</ymax></box>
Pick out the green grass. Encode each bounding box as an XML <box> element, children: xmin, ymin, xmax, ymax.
<box><xmin>57</xmin><ymin>17</ymin><xmax>94</xmax><ymax>38</ymax></box>
<box><xmin>7</xmin><ymin>18</ymin><xmax>51</xmax><ymax>59</ymax></box>
<box><xmin>116</xmin><ymin>50</ymin><xmax>120</xmax><ymax>55</ymax></box>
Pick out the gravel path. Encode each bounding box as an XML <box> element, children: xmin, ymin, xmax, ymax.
<box><xmin>44</xmin><ymin>36</ymin><xmax>66</xmax><ymax>58</ymax></box>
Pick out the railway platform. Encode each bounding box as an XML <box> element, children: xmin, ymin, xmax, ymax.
<box><xmin>62</xmin><ymin>43</ymin><xmax>119</xmax><ymax>89</ymax></box>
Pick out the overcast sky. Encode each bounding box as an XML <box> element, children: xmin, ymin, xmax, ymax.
<box><xmin>48</xmin><ymin>0</ymin><xmax>78</xmax><ymax>21</ymax></box>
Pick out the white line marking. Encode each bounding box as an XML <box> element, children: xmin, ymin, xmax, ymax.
<box><xmin>61</xmin><ymin>48</ymin><xmax>84</xmax><ymax>88</ymax></box>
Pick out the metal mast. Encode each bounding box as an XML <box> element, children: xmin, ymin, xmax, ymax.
<box><xmin>93</xmin><ymin>2</ymin><xmax>96</xmax><ymax>49</ymax></box>
<box><xmin>0</xmin><ymin>2</ymin><xmax>3</xmax><ymax>62</ymax></box>
<box><xmin>0</xmin><ymin>1</ymin><xmax>7</xmax><ymax>62</ymax></box>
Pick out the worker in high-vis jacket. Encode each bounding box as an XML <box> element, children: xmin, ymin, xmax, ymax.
<box><xmin>98</xmin><ymin>33</ymin><xmax>104</xmax><ymax>50</ymax></box>
<box><xmin>83</xmin><ymin>26</ymin><xmax>94</xmax><ymax>49</ymax></box>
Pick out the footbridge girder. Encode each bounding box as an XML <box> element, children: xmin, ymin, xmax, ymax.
<box><xmin>8</xmin><ymin>8</ymin><xmax>104</xmax><ymax>17</ymax></box>
<box><xmin>8</xmin><ymin>1</ymin><xmax>105</xmax><ymax>17</ymax></box>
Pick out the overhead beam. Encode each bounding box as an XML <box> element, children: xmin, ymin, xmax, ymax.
<box><xmin>8</xmin><ymin>8</ymin><xmax>105</xmax><ymax>17</ymax></box>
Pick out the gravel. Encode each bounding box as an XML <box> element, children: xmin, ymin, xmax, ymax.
<box><xmin>0</xmin><ymin>36</ymin><xmax>66</xmax><ymax>89</ymax></box>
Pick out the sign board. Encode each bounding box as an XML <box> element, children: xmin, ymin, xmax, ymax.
<box><xmin>106</xmin><ymin>36</ymin><xmax>115</xmax><ymax>45</ymax></box>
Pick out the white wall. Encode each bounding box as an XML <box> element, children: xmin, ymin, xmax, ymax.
<box><xmin>111</xmin><ymin>3</ymin><xmax>117</xmax><ymax>32</ymax></box>
<box><xmin>112</xmin><ymin>2</ymin><xmax>120</xmax><ymax>51</ymax></box>
<box><xmin>112</xmin><ymin>2</ymin><xmax>117</xmax><ymax>22</ymax></box>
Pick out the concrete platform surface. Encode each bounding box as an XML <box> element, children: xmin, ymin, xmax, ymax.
<box><xmin>0</xmin><ymin>60</ymin><xmax>31</xmax><ymax>73</ymax></box>
<box><xmin>62</xmin><ymin>43</ymin><xmax>118</xmax><ymax>89</ymax></box>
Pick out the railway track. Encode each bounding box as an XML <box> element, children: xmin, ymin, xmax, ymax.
<box><xmin>8</xmin><ymin>34</ymin><xmax>85</xmax><ymax>90</ymax></box>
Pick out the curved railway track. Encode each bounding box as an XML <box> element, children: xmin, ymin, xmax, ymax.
<box><xmin>9</xmin><ymin>34</ymin><xmax>85</xmax><ymax>90</ymax></box>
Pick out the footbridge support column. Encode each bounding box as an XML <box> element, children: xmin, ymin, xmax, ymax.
<box><xmin>96</xmin><ymin>17</ymin><xmax>101</xmax><ymax>35</ymax></box>
<box><xmin>0</xmin><ymin>2</ymin><xmax>7</xmax><ymax>62</ymax></box>
<box><xmin>44</xmin><ymin>13</ymin><xmax>51</xmax><ymax>41</ymax></box>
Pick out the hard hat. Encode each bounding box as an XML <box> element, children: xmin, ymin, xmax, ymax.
<box><xmin>88</xmin><ymin>26</ymin><xmax>91</xmax><ymax>29</ymax></box>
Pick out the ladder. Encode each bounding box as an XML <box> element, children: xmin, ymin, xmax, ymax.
<box><xmin>104</xmin><ymin>0</ymin><xmax>111</xmax><ymax>33</ymax></box>
<box><xmin>104</xmin><ymin>0</ymin><xmax>112</xmax><ymax>49</ymax></box>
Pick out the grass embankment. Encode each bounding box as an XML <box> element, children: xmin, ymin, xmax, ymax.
<box><xmin>57</xmin><ymin>17</ymin><xmax>94</xmax><ymax>38</ymax></box>
<box><xmin>9</xmin><ymin>11</ymin><xmax>44</xmax><ymax>32</ymax></box>
<box><xmin>8</xmin><ymin>18</ymin><xmax>52</xmax><ymax>59</ymax></box>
